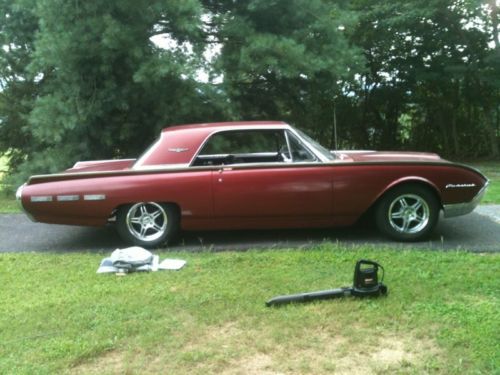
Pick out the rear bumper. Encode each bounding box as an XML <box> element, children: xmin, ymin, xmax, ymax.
<box><xmin>443</xmin><ymin>181</ymin><xmax>489</xmax><ymax>218</ymax></box>
<box><xmin>16</xmin><ymin>184</ymin><xmax>37</xmax><ymax>222</ymax></box>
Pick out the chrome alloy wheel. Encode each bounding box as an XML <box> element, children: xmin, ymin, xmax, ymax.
<box><xmin>125</xmin><ymin>202</ymin><xmax>168</xmax><ymax>242</ymax></box>
<box><xmin>388</xmin><ymin>194</ymin><xmax>430</xmax><ymax>234</ymax></box>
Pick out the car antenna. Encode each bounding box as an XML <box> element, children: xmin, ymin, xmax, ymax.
<box><xmin>333</xmin><ymin>95</ymin><xmax>338</xmax><ymax>150</ymax></box>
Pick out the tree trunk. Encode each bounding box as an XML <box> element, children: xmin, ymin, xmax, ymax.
<box><xmin>437</xmin><ymin>110</ymin><xmax>450</xmax><ymax>156</ymax></box>
<box><xmin>487</xmin><ymin>107</ymin><xmax>499</xmax><ymax>158</ymax></box>
<box><xmin>451</xmin><ymin>81</ymin><xmax>460</xmax><ymax>157</ymax></box>
<box><xmin>451</xmin><ymin>110</ymin><xmax>459</xmax><ymax>157</ymax></box>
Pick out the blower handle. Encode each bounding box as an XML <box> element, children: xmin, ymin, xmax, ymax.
<box><xmin>355</xmin><ymin>259</ymin><xmax>384</xmax><ymax>281</ymax></box>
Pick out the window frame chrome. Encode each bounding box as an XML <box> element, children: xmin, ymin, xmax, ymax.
<box><xmin>188</xmin><ymin>125</ymin><xmax>329</xmax><ymax>167</ymax></box>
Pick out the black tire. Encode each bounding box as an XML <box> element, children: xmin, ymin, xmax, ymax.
<box><xmin>375</xmin><ymin>184</ymin><xmax>440</xmax><ymax>241</ymax></box>
<box><xmin>116</xmin><ymin>202</ymin><xmax>179</xmax><ymax>248</ymax></box>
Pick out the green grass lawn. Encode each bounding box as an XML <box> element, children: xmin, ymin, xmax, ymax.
<box><xmin>0</xmin><ymin>246</ymin><xmax>498</xmax><ymax>374</ymax></box>
<box><xmin>0</xmin><ymin>194</ymin><xmax>19</xmax><ymax>213</ymax></box>
<box><xmin>468</xmin><ymin>161</ymin><xmax>500</xmax><ymax>204</ymax></box>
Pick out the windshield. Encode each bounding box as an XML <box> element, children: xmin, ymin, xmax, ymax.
<box><xmin>294</xmin><ymin>128</ymin><xmax>335</xmax><ymax>161</ymax></box>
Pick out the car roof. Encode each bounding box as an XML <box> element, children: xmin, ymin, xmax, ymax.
<box><xmin>162</xmin><ymin>121</ymin><xmax>288</xmax><ymax>133</ymax></box>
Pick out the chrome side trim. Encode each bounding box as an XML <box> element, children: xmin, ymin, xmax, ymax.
<box><xmin>74</xmin><ymin>158</ymin><xmax>135</xmax><ymax>168</ymax></box>
<box><xmin>443</xmin><ymin>181</ymin><xmax>489</xmax><ymax>218</ymax></box>
<box><xmin>29</xmin><ymin>160</ymin><xmax>487</xmax><ymax>183</ymax></box>
<box><xmin>31</xmin><ymin>196</ymin><xmax>53</xmax><ymax>202</ymax></box>
<box><xmin>57</xmin><ymin>195</ymin><xmax>80</xmax><ymax>201</ymax></box>
<box><xmin>84</xmin><ymin>194</ymin><xmax>106</xmax><ymax>201</ymax></box>
<box><xmin>135</xmin><ymin>163</ymin><xmax>191</xmax><ymax>170</ymax></box>
<box><xmin>197</xmin><ymin>152</ymin><xmax>280</xmax><ymax>159</ymax></box>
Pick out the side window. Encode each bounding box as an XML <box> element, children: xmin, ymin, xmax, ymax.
<box><xmin>201</xmin><ymin>130</ymin><xmax>284</xmax><ymax>155</ymax></box>
<box><xmin>193</xmin><ymin>129</ymin><xmax>288</xmax><ymax>166</ymax></box>
<box><xmin>286</xmin><ymin>131</ymin><xmax>317</xmax><ymax>162</ymax></box>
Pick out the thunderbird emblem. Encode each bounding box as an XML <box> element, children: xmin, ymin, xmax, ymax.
<box><xmin>168</xmin><ymin>148</ymin><xmax>189</xmax><ymax>153</ymax></box>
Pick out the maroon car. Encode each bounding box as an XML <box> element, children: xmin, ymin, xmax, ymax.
<box><xmin>17</xmin><ymin>121</ymin><xmax>488</xmax><ymax>246</ymax></box>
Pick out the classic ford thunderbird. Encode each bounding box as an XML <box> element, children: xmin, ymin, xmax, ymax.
<box><xmin>17</xmin><ymin>121</ymin><xmax>488</xmax><ymax>246</ymax></box>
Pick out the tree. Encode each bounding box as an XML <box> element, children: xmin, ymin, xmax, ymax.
<box><xmin>349</xmin><ymin>0</ymin><xmax>499</xmax><ymax>157</ymax></box>
<box><xmin>1</xmin><ymin>0</ymin><xmax>498</xmax><ymax>190</ymax></box>
<box><xmin>0</xmin><ymin>0</ymin><xmax>39</xmax><ymax>174</ymax></box>
<box><xmin>1</xmin><ymin>0</ymin><xmax>225</xmax><ymax>186</ymax></box>
<box><xmin>206</xmin><ymin>0</ymin><xmax>365</xmax><ymax>146</ymax></box>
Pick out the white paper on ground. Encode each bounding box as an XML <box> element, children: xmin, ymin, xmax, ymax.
<box><xmin>152</xmin><ymin>255</ymin><xmax>159</xmax><ymax>271</ymax></box>
<box><xmin>97</xmin><ymin>252</ymin><xmax>186</xmax><ymax>274</ymax></box>
<box><xmin>158</xmin><ymin>259</ymin><xmax>187</xmax><ymax>270</ymax></box>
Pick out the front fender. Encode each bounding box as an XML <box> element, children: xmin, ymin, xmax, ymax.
<box><xmin>378</xmin><ymin>176</ymin><xmax>442</xmax><ymax>207</ymax></box>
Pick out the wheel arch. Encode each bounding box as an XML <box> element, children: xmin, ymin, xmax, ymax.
<box><xmin>374</xmin><ymin>177</ymin><xmax>443</xmax><ymax>210</ymax></box>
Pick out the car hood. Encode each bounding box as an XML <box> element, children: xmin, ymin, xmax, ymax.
<box><xmin>334</xmin><ymin>151</ymin><xmax>445</xmax><ymax>163</ymax></box>
<box><xmin>65</xmin><ymin>159</ymin><xmax>136</xmax><ymax>173</ymax></box>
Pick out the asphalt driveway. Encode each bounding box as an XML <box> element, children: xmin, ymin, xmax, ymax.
<box><xmin>0</xmin><ymin>206</ymin><xmax>499</xmax><ymax>253</ymax></box>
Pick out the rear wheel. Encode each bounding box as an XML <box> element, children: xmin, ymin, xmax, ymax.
<box><xmin>375</xmin><ymin>185</ymin><xmax>440</xmax><ymax>241</ymax></box>
<box><xmin>117</xmin><ymin>202</ymin><xmax>178</xmax><ymax>247</ymax></box>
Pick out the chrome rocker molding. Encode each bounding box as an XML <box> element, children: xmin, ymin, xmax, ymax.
<box><xmin>443</xmin><ymin>181</ymin><xmax>489</xmax><ymax>218</ymax></box>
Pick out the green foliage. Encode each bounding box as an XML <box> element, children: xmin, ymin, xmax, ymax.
<box><xmin>0</xmin><ymin>247</ymin><xmax>498</xmax><ymax>373</ymax></box>
<box><xmin>0</xmin><ymin>0</ymin><xmax>226</xmax><ymax>186</ymax></box>
<box><xmin>213</xmin><ymin>0</ymin><xmax>364</xmax><ymax>143</ymax></box>
<box><xmin>0</xmin><ymin>154</ymin><xmax>17</xmax><ymax>211</ymax></box>
<box><xmin>347</xmin><ymin>0</ymin><xmax>499</xmax><ymax>155</ymax></box>
<box><xmin>28</xmin><ymin>0</ymin><xmax>206</xmax><ymax>155</ymax></box>
<box><xmin>0</xmin><ymin>0</ymin><xmax>498</xmax><ymax>185</ymax></box>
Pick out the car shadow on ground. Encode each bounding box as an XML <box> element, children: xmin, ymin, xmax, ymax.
<box><xmin>3</xmin><ymin>211</ymin><xmax>497</xmax><ymax>253</ymax></box>
<box><xmin>169</xmin><ymin>213</ymin><xmax>499</xmax><ymax>253</ymax></box>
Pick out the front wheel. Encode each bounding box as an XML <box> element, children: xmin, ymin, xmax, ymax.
<box><xmin>116</xmin><ymin>202</ymin><xmax>179</xmax><ymax>247</ymax></box>
<box><xmin>375</xmin><ymin>185</ymin><xmax>440</xmax><ymax>241</ymax></box>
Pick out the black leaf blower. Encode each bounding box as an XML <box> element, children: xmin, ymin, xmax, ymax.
<box><xmin>266</xmin><ymin>259</ymin><xmax>388</xmax><ymax>307</ymax></box>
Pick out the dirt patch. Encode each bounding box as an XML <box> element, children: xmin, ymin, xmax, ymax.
<box><xmin>222</xmin><ymin>353</ymin><xmax>280</xmax><ymax>375</ymax></box>
<box><xmin>224</xmin><ymin>330</ymin><xmax>441</xmax><ymax>374</ymax></box>
<box><xmin>71</xmin><ymin>326</ymin><xmax>441</xmax><ymax>374</ymax></box>
<box><xmin>71</xmin><ymin>350</ymin><xmax>126</xmax><ymax>375</ymax></box>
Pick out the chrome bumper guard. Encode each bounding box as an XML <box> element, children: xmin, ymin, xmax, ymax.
<box><xmin>443</xmin><ymin>181</ymin><xmax>489</xmax><ymax>218</ymax></box>
<box><xmin>16</xmin><ymin>183</ymin><xmax>36</xmax><ymax>222</ymax></box>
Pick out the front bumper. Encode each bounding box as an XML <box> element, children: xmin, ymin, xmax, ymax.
<box><xmin>443</xmin><ymin>181</ymin><xmax>489</xmax><ymax>218</ymax></box>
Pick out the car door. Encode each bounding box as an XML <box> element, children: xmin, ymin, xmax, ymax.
<box><xmin>214</xmin><ymin>165</ymin><xmax>333</xmax><ymax>218</ymax></box>
<box><xmin>195</xmin><ymin>128</ymin><xmax>333</xmax><ymax>219</ymax></box>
